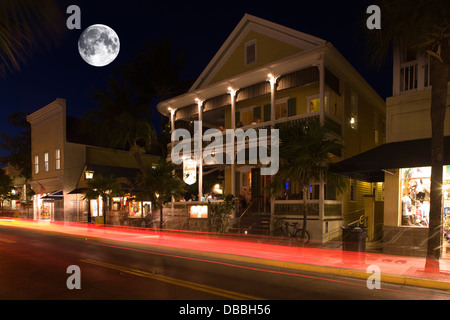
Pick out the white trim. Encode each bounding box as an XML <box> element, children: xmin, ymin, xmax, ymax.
<box><xmin>274</xmin><ymin>97</ymin><xmax>289</xmax><ymax>121</ymax></box>
<box><xmin>275</xmin><ymin>97</ymin><xmax>290</xmax><ymax>104</ymax></box>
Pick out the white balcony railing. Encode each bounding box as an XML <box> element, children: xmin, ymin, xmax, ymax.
<box><xmin>272</xmin><ymin>199</ymin><xmax>342</xmax><ymax>218</ymax></box>
<box><xmin>400</xmin><ymin>61</ymin><xmax>418</xmax><ymax>93</ymax></box>
<box><xmin>167</xmin><ymin>112</ymin><xmax>336</xmax><ymax>159</ymax></box>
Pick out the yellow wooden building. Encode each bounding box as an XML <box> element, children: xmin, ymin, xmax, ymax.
<box><xmin>157</xmin><ymin>14</ymin><xmax>385</xmax><ymax>243</ymax></box>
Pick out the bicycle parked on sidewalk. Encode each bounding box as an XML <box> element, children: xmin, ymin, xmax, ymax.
<box><xmin>272</xmin><ymin>217</ymin><xmax>310</xmax><ymax>244</ymax></box>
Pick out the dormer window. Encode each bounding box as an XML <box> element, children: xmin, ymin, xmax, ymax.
<box><xmin>245</xmin><ymin>40</ymin><xmax>256</xmax><ymax>65</ymax></box>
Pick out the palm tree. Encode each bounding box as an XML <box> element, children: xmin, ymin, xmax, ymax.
<box><xmin>364</xmin><ymin>0</ymin><xmax>450</xmax><ymax>269</ymax></box>
<box><xmin>83</xmin><ymin>174</ymin><xmax>123</xmax><ymax>225</ymax></box>
<box><xmin>0</xmin><ymin>0</ymin><xmax>64</xmax><ymax>79</ymax></box>
<box><xmin>267</xmin><ymin>120</ymin><xmax>348</xmax><ymax>243</ymax></box>
<box><xmin>122</xmin><ymin>38</ymin><xmax>188</xmax><ymax>103</ymax></box>
<box><xmin>121</xmin><ymin>39</ymin><xmax>192</xmax><ymax>156</ymax></box>
<box><xmin>84</xmin><ymin>77</ymin><xmax>157</xmax><ymax>172</ymax></box>
<box><xmin>0</xmin><ymin>112</ymin><xmax>31</xmax><ymax>180</ymax></box>
<box><xmin>136</xmin><ymin>160</ymin><xmax>184</xmax><ymax>229</ymax></box>
<box><xmin>0</xmin><ymin>169</ymin><xmax>13</xmax><ymax>213</ymax></box>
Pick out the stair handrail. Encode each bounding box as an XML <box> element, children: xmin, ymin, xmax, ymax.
<box><xmin>237</xmin><ymin>199</ymin><xmax>256</xmax><ymax>233</ymax></box>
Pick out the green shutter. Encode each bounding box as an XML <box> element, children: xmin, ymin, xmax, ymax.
<box><xmin>251</xmin><ymin>168</ymin><xmax>261</xmax><ymax>196</ymax></box>
<box><xmin>263</xmin><ymin>104</ymin><xmax>271</xmax><ymax>122</ymax></box>
<box><xmin>288</xmin><ymin>98</ymin><xmax>296</xmax><ymax>116</ymax></box>
<box><xmin>253</xmin><ymin>106</ymin><xmax>261</xmax><ymax>122</ymax></box>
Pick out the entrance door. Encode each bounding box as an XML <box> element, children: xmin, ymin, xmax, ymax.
<box><xmin>251</xmin><ymin>168</ymin><xmax>262</xmax><ymax>212</ymax></box>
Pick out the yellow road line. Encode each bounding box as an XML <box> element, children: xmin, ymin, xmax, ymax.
<box><xmin>80</xmin><ymin>258</ymin><xmax>263</xmax><ymax>300</ymax></box>
<box><xmin>0</xmin><ymin>237</ymin><xmax>16</xmax><ymax>243</ymax></box>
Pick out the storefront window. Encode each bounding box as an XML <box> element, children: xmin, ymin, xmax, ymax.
<box><xmin>129</xmin><ymin>200</ymin><xmax>141</xmax><ymax>217</ymax></box>
<box><xmin>400</xmin><ymin>167</ymin><xmax>431</xmax><ymax>227</ymax></box>
<box><xmin>41</xmin><ymin>202</ymin><xmax>52</xmax><ymax>220</ymax></box>
<box><xmin>127</xmin><ymin>199</ymin><xmax>152</xmax><ymax>218</ymax></box>
<box><xmin>90</xmin><ymin>197</ymin><xmax>103</xmax><ymax>217</ymax></box>
<box><xmin>443</xmin><ymin>166</ymin><xmax>450</xmax><ymax>253</ymax></box>
<box><xmin>143</xmin><ymin>201</ymin><xmax>152</xmax><ymax>216</ymax></box>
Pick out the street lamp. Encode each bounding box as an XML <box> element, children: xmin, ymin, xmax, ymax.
<box><xmin>85</xmin><ymin>170</ymin><xmax>94</xmax><ymax>180</ymax></box>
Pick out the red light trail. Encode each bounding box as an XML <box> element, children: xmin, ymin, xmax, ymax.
<box><xmin>1</xmin><ymin>218</ymin><xmax>449</xmax><ymax>288</ymax></box>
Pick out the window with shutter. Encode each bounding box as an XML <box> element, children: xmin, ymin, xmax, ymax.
<box><xmin>287</xmin><ymin>98</ymin><xmax>296</xmax><ymax>117</ymax></box>
<box><xmin>253</xmin><ymin>106</ymin><xmax>261</xmax><ymax>122</ymax></box>
<box><xmin>263</xmin><ymin>104</ymin><xmax>271</xmax><ymax>122</ymax></box>
<box><xmin>245</xmin><ymin>40</ymin><xmax>256</xmax><ymax>65</ymax></box>
<box><xmin>235</xmin><ymin>111</ymin><xmax>241</xmax><ymax>127</ymax></box>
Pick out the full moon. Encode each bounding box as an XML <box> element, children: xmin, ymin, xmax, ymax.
<box><xmin>78</xmin><ymin>24</ymin><xmax>120</xmax><ymax>67</ymax></box>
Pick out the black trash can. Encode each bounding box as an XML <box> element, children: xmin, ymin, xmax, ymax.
<box><xmin>341</xmin><ymin>226</ymin><xmax>367</xmax><ymax>252</ymax></box>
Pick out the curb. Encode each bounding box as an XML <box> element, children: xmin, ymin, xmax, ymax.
<box><xmin>157</xmin><ymin>246</ymin><xmax>450</xmax><ymax>291</ymax></box>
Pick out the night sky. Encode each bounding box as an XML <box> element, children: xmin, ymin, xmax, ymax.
<box><xmin>0</xmin><ymin>0</ymin><xmax>392</xmax><ymax>138</ymax></box>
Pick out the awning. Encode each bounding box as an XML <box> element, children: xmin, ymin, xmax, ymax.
<box><xmin>329</xmin><ymin>136</ymin><xmax>450</xmax><ymax>182</ymax></box>
<box><xmin>68</xmin><ymin>188</ymin><xmax>87</xmax><ymax>194</ymax></box>
<box><xmin>41</xmin><ymin>190</ymin><xmax>63</xmax><ymax>200</ymax></box>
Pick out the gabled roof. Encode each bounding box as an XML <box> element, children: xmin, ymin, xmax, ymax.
<box><xmin>190</xmin><ymin>13</ymin><xmax>327</xmax><ymax>92</ymax></box>
<box><xmin>157</xmin><ymin>14</ymin><xmax>384</xmax><ymax>118</ymax></box>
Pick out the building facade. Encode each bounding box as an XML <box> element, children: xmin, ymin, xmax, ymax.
<box><xmin>27</xmin><ymin>98</ymin><xmax>159</xmax><ymax>223</ymax></box>
<box><xmin>157</xmin><ymin>14</ymin><xmax>386</xmax><ymax>243</ymax></box>
<box><xmin>332</xmin><ymin>46</ymin><xmax>450</xmax><ymax>257</ymax></box>
<box><xmin>383</xmin><ymin>47</ymin><xmax>450</xmax><ymax>257</ymax></box>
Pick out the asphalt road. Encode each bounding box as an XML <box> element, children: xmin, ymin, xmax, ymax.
<box><xmin>0</xmin><ymin>224</ymin><xmax>449</xmax><ymax>306</ymax></box>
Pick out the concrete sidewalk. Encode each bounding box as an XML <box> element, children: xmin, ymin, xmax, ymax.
<box><xmin>1</xmin><ymin>218</ymin><xmax>449</xmax><ymax>291</ymax></box>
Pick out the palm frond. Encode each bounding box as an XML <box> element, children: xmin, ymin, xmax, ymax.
<box><xmin>0</xmin><ymin>0</ymin><xmax>64</xmax><ymax>78</ymax></box>
<box><xmin>268</xmin><ymin>120</ymin><xmax>347</xmax><ymax>197</ymax></box>
<box><xmin>362</xmin><ymin>0</ymin><xmax>450</xmax><ymax>69</ymax></box>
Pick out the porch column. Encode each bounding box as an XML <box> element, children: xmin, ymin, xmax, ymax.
<box><xmin>268</xmin><ymin>74</ymin><xmax>277</xmax><ymax>223</ymax></box>
<box><xmin>269</xmin><ymin>74</ymin><xmax>276</xmax><ymax>125</ymax></box>
<box><xmin>169</xmin><ymin>108</ymin><xmax>175</xmax><ymax>139</ymax></box>
<box><xmin>319</xmin><ymin>181</ymin><xmax>325</xmax><ymax>221</ymax></box>
<box><xmin>169</xmin><ymin>107</ymin><xmax>176</xmax><ymax>168</ymax></box>
<box><xmin>229</xmin><ymin>88</ymin><xmax>237</xmax><ymax>198</ymax></box>
<box><xmin>318</xmin><ymin>59</ymin><xmax>325</xmax><ymax>124</ymax></box>
<box><xmin>196</xmin><ymin>98</ymin><xmax>203</xmax><ymax>200</ymax></box>
<box><xmin>169</xmin><ymin>108</ymin><xmax>176</xmax><ymax>214</ymax></box>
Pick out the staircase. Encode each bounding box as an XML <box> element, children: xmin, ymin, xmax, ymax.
<box><xmin>230</xmin><ymin>214</ymin><xmax>271</xmax><ymax>235</ymax></box>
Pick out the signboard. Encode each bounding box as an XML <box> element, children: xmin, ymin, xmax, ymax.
<box><xmin>189</xmin><ymin>205</ymin><xmax>208</xmax><ymax>219</ymax></box>
<box><xmin>183</xmin><ymin>159</ymin><xmax>197</xmax><ymax>185</ymax></box>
